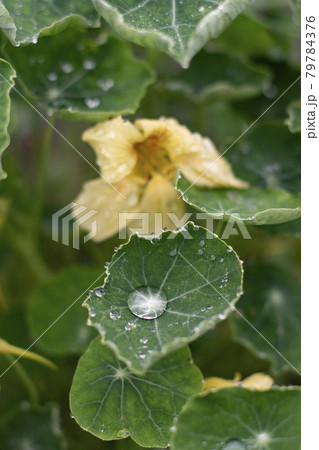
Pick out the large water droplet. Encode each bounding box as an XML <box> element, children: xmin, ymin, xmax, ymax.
<box><xmin>128</xmin><ymin>286</ymin><xmax>167</xmax><ymax>319</ymax></box>
<box><xmin>223</xmin><ymin>440</ymin><xmax>246</xmax><ymax>450</ymax></box>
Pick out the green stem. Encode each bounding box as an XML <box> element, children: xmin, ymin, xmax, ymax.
<box><xmin>32</xmin><ymin>119</ymin><xmax>55</xmax><ymax>238</ymax></box>
<box><xmin>215</xmin><ymin>220</ymin><xmax>224</xmax><ymax>237</ymax></box>
<box><xmin>195</xmin><ymin>103</ymin><xmax>205</xmax><ymax>134</ymax></box>
<box><xmin>3</xmin><ymin>353</ymin><xmax>39</xmax><ymax>405</ymax></box>
<box><xmin>7</xmin><ymin>229</ymin><xmax>51</xmax><ymax>281</ymax></box>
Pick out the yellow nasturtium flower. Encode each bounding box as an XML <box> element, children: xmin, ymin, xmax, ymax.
<box><xmin>75</xmin><ymin>117</ymin><xmax>248</xmax><ymax>241</ymax></box>
<box><xmin>203</xmin><ymin>372</ymin><xmax>274</xmax><ymax>391</ymax></box>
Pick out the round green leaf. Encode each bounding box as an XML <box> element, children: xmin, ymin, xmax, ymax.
<box><xmin>230</xmin><ymin>262</ymin><xmax>300</xmax><ymax>373</ymax></box>
<box><xmin>85</xmin><ymin>223</ymin><xmax>243</xmax><ymax>373</ymax></box>
<box><xmin>214</xmin><ymin>13</ymin><xmax>289</xmax><ymax>59</ymax></box>
<box><xmin>0</xmin><ymin>0</ymin><xmax>99</xmax><ymax>46</ymax></box>
<box><xmin>0</xmin><ymin>59</ymin><xmax>15</xmax><ymax>181</ymax></box>
<box><xmin>93</xmin><ymin>0</ymin><xmax>251</xmax><ymax>67</ymax></box>
<box><xmin>70</xmin><ymin>337</ymin><xmax>203</xmax><ymax>448</ymax></box>
<box><xmin>177</xmin><ymin>124</ymin><xmax>301</xmax><ymax>225</ymax></box>
<box><xmin>172</xmin><ymin>386</ymin><xmax>301</xmax><ymax>450</ymax></box>
<box><xmin>0</xmin><ymin>403</ymin><xmax>65</xmax><ymax>450</ymax></box>
<box><xmin>27</xmin><ymin>266</ymin><xmax>103</xmax><ymax>355</ymax></box>
<box><xmin>5</xmin><ymin>30</ymin><xmax>154</xmax><ymax>120</ymax></box>
<box><xmin>161</xmin><ymin>50</ymin><xmax>270</xmax><ymax>104</ymax></box>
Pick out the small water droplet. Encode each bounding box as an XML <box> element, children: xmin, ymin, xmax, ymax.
<box><xmin>197</xmin><ymin>249</ymin><xmax>204</xmax><ymax>255</ymax></box>
<box><xmin>169</xmin><ymin>246</ymin><xmax>177</xmax><ymax>257</ymax></box>
<box><xmin>95</xmin><ymin>288</ymin><xmax>105</xmax><ymax>297</ymax></box>
<box><xmin>110</xmin><ymin>311</ymin><xmax>121</xmax><ymax>320</ymax></box>
<box><xmin>90</xmin><ymin>310</ymin><xmax>96</xmax><ymax>318</ymax></box>
<box><xmin>69</xmin><ymin>412</ymin><xmax>74</xmax><ymax>419</ymax></box>
<box><xmin>83</xmin><ymin>59</ymin><xmax>97</xmax><ymax>70</ymax></box>
<box><xmin>128</xmin><ymin>286</ymin><xmax>167</xmax><ymax>319</ymax></box>
<box><xmin>47</xmin><ymin>72</ymin><xmax>57</xmax><ymax>81</ymax></box>
<box><xmin>84</xmin><ymin>97</ymin><xmax>100</xmax><ymax>109</ymax></box>
<box><xmin>198</xmin><ymin>6</ymin><xmax>205</xmax><ymax>12</ymax></box>
<box><xmin>97</xmin><ymin>78</ymin><xmax>114</xmax><ymax>91</ymax></box>
<box><xmin>61</xmin><ymin>62</ymin><xmax>74</xmax><ymax>73</ymax></box>
<box><xmin>117</xmin><ymin>429</ymin><xmax>130</xmax><ymax>438</ymax></box>
<box><xmin>140</xmin><ymin>337</ymin><xmax>148</xmax><ymax>344</ymax></box>
<box><xmin>218</xmin><ymin>313</ymin><xmax>226</xmax><ymax>320</ymax></box>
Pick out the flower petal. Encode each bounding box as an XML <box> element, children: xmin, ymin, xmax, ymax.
<box><xmin>132</xmin><ymin>173</ymin><xmax>186</xmax><ymax>235</ymax></box>
<box><xmin>73</xmin><ymin>177</ymin><xmax>143</xmax><ymax>242</ymax></box>
<box><xmin>135</xmin><ymin>117</ymin><xmax>247</xmax><ymax>188</ymax></box>
<box><xmin>82</xmin><ymin>117</ymin><xmax>142</xmax><ymax>183</ymax></box>
<box><xmin>135</xmin><ymin>117</ymin><xmax>196</xmax><ymax>156</ymax></box>
<box><xmin>173</xmin><ymin>134</ymin><xmax>248</xmax><ymax>189</ymax></box>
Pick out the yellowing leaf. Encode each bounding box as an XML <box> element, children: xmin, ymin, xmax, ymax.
<box><xmin>203</xmin><ymin>372</ymin><xmax>273</xmax><ymax>391</ymax></box>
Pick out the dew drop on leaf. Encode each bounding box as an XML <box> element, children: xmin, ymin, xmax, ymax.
<box><xmin>222</xmin><ymin>440</ymin><xmax>246</xmax><ymax>450</ymax></box>
<box><xmin>110</xmin><ymin>311</ymin><xmax>121</xmax><ymax>320</ymax></box>
<box><xmin>128</xmin><ymin>286</ymin><xmax>167</xmax><ymax>319</ymax></box>
<box><xmin>47</xmin><ymin>72</ymin><xmax>57</xmax><ymax>81</ymax></box>
<box><xmin>83</xmin><ymin>59</ymin><xmax>97</xmax><ymax>70</ymax></box>
<box><xmin>84</xmin><ymin>97</ymin><xmax>100</xmax><ymax>109</ymax></box>
<box><xmin>94</xmin><ymin>287</ymin><xmax>105</xmax><ymax>297</ymax></box>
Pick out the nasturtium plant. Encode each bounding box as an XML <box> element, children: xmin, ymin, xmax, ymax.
<box><xmin>230</xmin><ymin>262</ymin><xmax>301</xmax><ymax>373</ymax></box>
<box><xmin>70</xmin><ymin>338</ymin><xmax>203</xmax><ymax>447</ymax></box>
<box><xmin>0</xmin><ymin>0</ymin><xmax>301</xmax><ymax>449</ymax></box>
<box><xmin>172</xmin><ymin>387</ymin><xmax>301</xmax><ymax>450</ymax></box>
<box><xmin>0</xmin><ymin>403</ymin><xmax>65</xmax><ymax>450</ymax></box>
<box><xmin>177</xmin><ymin>124</ymin><xmax>301</xmax><ymax>225</ymax></box>
<box><xmin>157</xmin><ymin>49</ymin><xmax>270</xmax><ymax>104</ymax></box>
<box><xmin>0</xmin><ymin>0</ymin><xmax>99</xmax><ymax>46</ymax></box>
<box><xmin>3</xmin><ymin>29</ymin><xmax>154</xmax><ymax>120</ymax></box>
<box><xmin>92</xmin><ymin>0</ymin><xmax>252</xmax><ymax>67</ymax></box>
<box><xmin>84</xmin><ymin>224</ymin><xmax>243</xmax><ymax>373</ymax></box>
<box><xmin>27</xmin><ymin>265</ymin><xmax>102</xmax><ymax>355</ymax></box>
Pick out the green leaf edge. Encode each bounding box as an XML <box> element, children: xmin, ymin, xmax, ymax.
<box><xmin>83</xmin><ymin>222</ymin><xmax>244</xmax><ymax>374</ymax></box>
<box><xmin>285</xmin><ymin>99</ymin><xmax>301</xmax><ymax>134</ymax></box>
<box><xmin>176</xmin><ymin>176</ymin><xmax>301</xmax><ymax>226</ymax></box>
<box><xmin>171</xmin><ymin>385</ymin><xmax>301</xmax><ymax>448</ymax></box>
<box><xmin>70</xmin><ymin>338</ymin><xmax>203</xmax><ymax>447</ymax></box>
<box><xmin>0</xmin><ymin>4</ymin><xmax>101</xmax><ymax>46</ymax></box>
<box><xmin>0</xmin><ymin>58</ymin><xmax>16</xmax><ymax>181</ymax></box>
<box><xmin>228</xmin><ymin>318</ymin><xmax>301</xmax><ymax>375</ymax></box>
<box><xmin>5</xmin><ymin>40</ymin><xmax>155</xmax><ymax>122</ymax></box>
<box><xmin>93</xmin><ymin>0</ymin><xmax>252</xmax><ymax>67</ymax></box>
